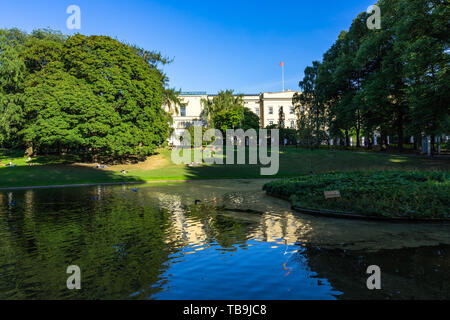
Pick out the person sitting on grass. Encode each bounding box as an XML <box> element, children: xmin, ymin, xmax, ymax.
<box><xmin>121</xmin><ymin>169</ymin><xmax>127</xmax><ymax>174</ymax></box>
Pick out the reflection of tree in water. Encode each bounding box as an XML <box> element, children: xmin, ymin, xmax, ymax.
<box><xmin>184</xmin><ymin>204</ymin><xmax>258</xmax><ymax>249</ymax></box>
<box><xmin>4</xmin><ymin>184</ymin><xmax>448</xmax><ymax>300</ymax></box>
<box><xmin>299</xmin><ymin>244</ymin><xmax>450</xmax><ymax>300</ymax></box>
<box><xmin>162</xmin><ymin>191</ymin><xmax>311</xmax><ymax>248</ymax></box>
<box><xmin>0</xmin><ymin>188</ymin><xmax>173</xmax><ymax>299</ymax></box>
<box><xmin>153</xmin><ymin>190</ymin><xmax>266</xmax><ymax>251</ymax></box>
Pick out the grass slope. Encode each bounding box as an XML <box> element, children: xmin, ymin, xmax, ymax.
<box><xmin>1</xmin><ymin>147</ymin><xmax>449</xmax><ymax>188</ymax></box>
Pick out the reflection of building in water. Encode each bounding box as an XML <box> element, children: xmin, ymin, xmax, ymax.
<box><xmin>147</xmin><ymin>189</ymin><xmax>312</xmax><ymax>250</ymax></box>
<box><xmin>249</xmin><ymin>212</ymin><xmax>311</xmax><ymax>246</ymax></box>
<box><xmin>7</xmin><ymin>192</ymin><xmax>13</xmax><ymax>208</ymax></box>
<box><xmin>83</xmin><ymin>185</ymin><xmax>107</xmax><ymax>202</ymax></box>
<box><xmin>155</xmin><ymin>192</ymin><xmax>209</xmax><ymax>250</ymax></box>
<box><xmin>24</xmin><ymin>190</ymin><xmax>34</xmax><ymax>217</ymax></box>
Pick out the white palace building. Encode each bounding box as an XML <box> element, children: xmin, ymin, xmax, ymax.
<box><xmin>165</xmin><ymin>90</ymin><xmax>300</xmax><ymax>146</ymax></box>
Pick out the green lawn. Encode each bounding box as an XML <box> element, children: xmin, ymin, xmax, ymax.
<box><xmin>1</xmin><ymin>147</ymin><xmax>449</xmax><ymax>188</ymax></box>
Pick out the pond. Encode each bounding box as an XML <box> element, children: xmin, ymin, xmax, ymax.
<box><xmin>0</xmin><ymin>179</ymin><xmax>449</xmax><ymax>299</ymax></box>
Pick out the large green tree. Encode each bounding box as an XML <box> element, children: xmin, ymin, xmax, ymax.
<box><xmin>395</xmin><ymin>0</ymin><xmax>449</xmax><ymax>151</ymax></box>
<box><xmin>294</xmin><ymin>61</ymin><xmax>328</xmax><ymax>147</ymax></box>
<box><xmin>0</xmin><ymin>29</ymin><xmax>27</xmax><ymax>147</ymax></box>
<box><xmin>201</xmin><ymin>90</ymin><xmax>246</xmax><ymax>133</ymax></box>
<box><xmin>297</xmin><ymin>0</ymin><xmax>449</xmax><ymax>154</ymax></box>
<box><xmin>241</xmin><ymin>107</ymin><xmax>260</xmax><ymax>131</ymax></box>
<box><xmin>60</xmin><ymin>34</ymin><xmax>171</xmax><ymax>158</ymax></box>
<box><xmin>0</xmin><ymin>29</ymin><xmax>173</xmax><ymax>160</ymax></box>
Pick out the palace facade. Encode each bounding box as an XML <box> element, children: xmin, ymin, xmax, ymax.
<box><xmin>166</xmin><ymin>90</ymin><xmax>300</xmax><ymax>146</ymax></box>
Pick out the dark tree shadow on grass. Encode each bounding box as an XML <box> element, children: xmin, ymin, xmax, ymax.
<box><xmin>181</xmin><ymin>147</ymin><xmax>450</xmax><ymax>181</ymax></box>
<box><xmin>0</xmin><ymin>164</ymin><xmax>146</xmax><ymax>189</ymax></box>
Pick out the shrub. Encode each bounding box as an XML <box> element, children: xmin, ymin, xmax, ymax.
<box><xmin>263</xmin><ymin>171</ymin><xmax>450</xmax><ymax>219</ymax></box>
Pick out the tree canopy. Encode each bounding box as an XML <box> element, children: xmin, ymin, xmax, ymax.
<box><xmin>201</xmin><ymin>90</ymin><xmax>259</xmax><ymax>134</ymax></box>
<box><xmin>295</xmin><ymin>0</ymin><xmax>449</xmax><ymax>152</ymax></box>
<box><xmin>0</xmin><ymin>29</ymin><xmax>173</xmax><ymax>160</ymax></box>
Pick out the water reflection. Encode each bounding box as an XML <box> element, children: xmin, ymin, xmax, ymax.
<box><xmin>249</xmin><ymin>212</ymin><xmax>312</xmax><ymax>245</ymax></box>
<box><xmin>301</xmin><ymin>245</ymin><xmax>450</xmax><ymax>299</ymax></box>
<box><xmin>0</xmin><ymin>180</ymin><xmax>449</xmax><ymax>299</ymax></box>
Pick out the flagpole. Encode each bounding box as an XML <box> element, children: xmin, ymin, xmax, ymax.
<box><xmin>282</xmin><ymin>62</ymin><xmax>285</xmax><ymax>92</ymax></box>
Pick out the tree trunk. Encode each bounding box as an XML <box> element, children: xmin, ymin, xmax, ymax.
<box><xmin>397</xmin><ymin>116</ymin><xmax>404</xmax><ymax>152</ymax></box>
<box><xmin>356</xmin><ymin>128</ymin><xmax>360</xmax><ymax>148</ymax></box>
<box><xmin>431</xmin><ymin>135</ymin><xmax>436</xmax><ymax>156</ymax></box>
<box><xmin>418</xmin><ymin>135</ymin><xmax>423</xmax><ymax>153</ymax></box>
<box><xmin>380</xmin><ymin>132</ymin><xmax>386</xmax><ymax>151</ymax></box>
<box><xmin>356</xmin><ymin>109</ymin><xmax>361</xmax><ymax>148</ymax></box>
<box><xmin>345</xmin><ymin>130</ymin><xmax>349</xmax><ymax>148</ymax></box>
<box><xmin>25</xmin><ymin>141</ymin><xmax>34</xmax><ymax>157</ymax></box>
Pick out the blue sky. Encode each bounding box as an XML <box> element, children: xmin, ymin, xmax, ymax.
<box><xmin>1</xmin><ymin>0</ymin><xmax>375</xmax><ymax>93</ymax></box>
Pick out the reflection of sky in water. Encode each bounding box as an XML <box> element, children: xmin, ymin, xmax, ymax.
<box><xmin>145</xmin><ymin>191</ymin><xmax>335</xmax><ymax>299</ymax></box>
<box><xmin>137</xmin><ymin>182</ymin><xmax>449</xmax><ymax>300</ymax></box>
<box><xmin>149</xmin><ymin>239</ymin><xmax>340</xmax><ymax>300</ymax></box>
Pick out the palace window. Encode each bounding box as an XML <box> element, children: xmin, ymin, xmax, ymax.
<box><xmin>290</xmin><ymin>107</ymin><xmax>295</xmax><ymax>114</ymax></box>
<box><xmin>180</xmin><ymin>106</ymin><xmax>186</xmax><ymax>117</ymax></box>
<box><xmin>269</xmin><ymin>107</ymin><xmax>273</xmax><ymax>114</ymax></box>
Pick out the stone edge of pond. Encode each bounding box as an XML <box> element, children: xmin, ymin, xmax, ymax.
<box><xmin>0</xmin><ymin>180</ymin><xmax>188</xmax><ymax>191</ymax></box>
<box><xmin>265</xmin><ymin>192</ymin><xmax>450</xmax><ymax>223</ymax></box>
<box><xmin>0</xmin><ymin>178</ymin><xmax>275</xmax><ymax>191</ymax></box>
<box><xmin>291</xmin><ymin>206</ymin><xmax>450</xmax><ymax>223</ymax></box>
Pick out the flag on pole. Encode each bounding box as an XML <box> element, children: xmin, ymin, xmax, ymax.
<box><xmin>280</xmin><ymin>62</ymin><xmax>285</xmax><ymax>92</ymax></box>
<box><xmin>280</xmin><ymin>61</ymin><xmax>284</xmax><ymax>67</ymax></box>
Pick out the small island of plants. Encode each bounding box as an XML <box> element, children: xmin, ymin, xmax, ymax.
<box><xmin>263</xmin><ymin>171</ymin><xmax>449</xmax><ymax>220</ymax></box>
